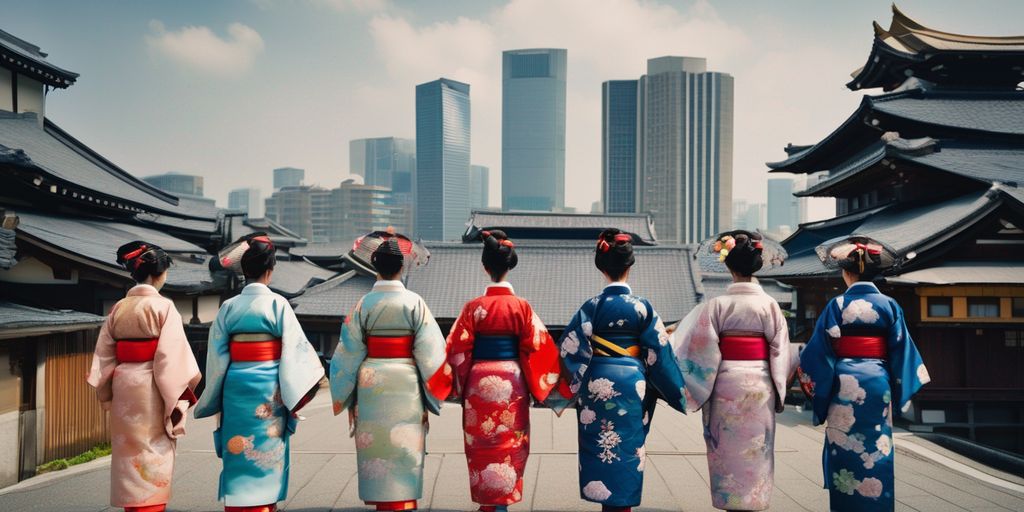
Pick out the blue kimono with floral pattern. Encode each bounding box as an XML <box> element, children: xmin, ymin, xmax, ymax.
<box><xmin>555</xmin><ymin>283</ymin><xmax>686</xmax><ymax>508</ymax></box>
<box><xmin>799</xmin><ymin>282</ymin><xmax>929</xmax><ymax>512</ymax></box>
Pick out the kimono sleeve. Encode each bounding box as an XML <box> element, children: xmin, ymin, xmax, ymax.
<box><xmin>638</xmin><ymin>299</ymin><xmax>686</xmax><ymax>413</ymax></box>
<box><xmin>798</xmin><ymin>298</ymin><xmax>842</xmax><ymax>425</ymax></box>
<box><xmin>671</xmin><ymin>302</ymin><xmax>719</xmax><ymax>413</ymax></box>
<box><xmin>446</xmin><ymin>302</ymin><xmax>476</xmax><ymax>402</ymax></box>
<box><xmin>765</xmin><ymin>299</ymin><xmax>792</xmax><ymax>413</ymax></box>
<box><xmin>153</xmin><ymin>302</ymin><xmax>201</xmax><ymax>420</ymax></box>
<box><xmin>518</xmin><ymin>300</ymin><xmax>560</xmax><ymax>403</ymax></box>
<box><xmin>329</xmin><ymin>298</ymin><xmax>367</xmax><ymax>415</ymax></box>
<box><xmin>276</xmin><ymin>297</ymin><xmax>325</xmax><ymax>413</ymax></box>
<box><xmin>86</xmin><ymin>305</ymin><xmax>119</xmax><ymax>407</ymax></box>
<box><xmin>411</xmin><ymin>297</ymin><xmax>453</xmax><ymax>414</ymax></box>
<box><xmin>549</xmin><ymin>304</ymin><xmax>594</xmax><ymax>413</ymax></box>
<box><xmin>194</xmin><ymin>308</ymin><xmax>231</xmax><ymax>419</ymax></box>
<box><xmin>887</xmin><ymin>298</ymin><xmax>930</xmax><ymax>413</ymax></box>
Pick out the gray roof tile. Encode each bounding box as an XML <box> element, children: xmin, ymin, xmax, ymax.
<box><xmin>0</xmin><ymin>302</ymin><xmax>103</xmax><ymax>330</ymax></box>
<box><xmin>467</xmin><ymin>211</ymin><xmax>658</xmax><ymax>244</ymax></box>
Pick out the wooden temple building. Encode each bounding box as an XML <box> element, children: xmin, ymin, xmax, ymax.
<box><xmin>0</xmin><ymin>29</ymin><xmax>330</xmax><ymax>484</ymax></box>
<box><xmin>764</xmin><ymin>6</ymin><xmax>1024</xmax><ymax>454</ymax></box>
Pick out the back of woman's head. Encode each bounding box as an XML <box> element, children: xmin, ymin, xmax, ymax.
<box><xmin>117</xmin><ymin>241</ymin><xmax>171</xmax><ymax>283</ymax></box>
<box><xmin>717</xmin><ymin>231</ymin><xmax>764</xmax><ymax>276</ymax></box>
<box><xmin>240</xmin><ymin>234</ymin><xmax>276</xmax><ymax>279</ymax></box>
<box><xmin>594</xmin><ymin>228</ymin><xmax>635</xmax><ymax>280</ymax></box>
<box><xmin>371</xmin><ymin>238</ymin><xmax>405</xmax><ymax>278</ymax></box>
<box><xmin>480</xmin><ymin>229</ymin><xmax>517</xmax><ymax>281</ymax></box>
<box><xmin>832</xmin><ymin>238</ymin><xmax>884</xmax><ymax>281</ymax></box>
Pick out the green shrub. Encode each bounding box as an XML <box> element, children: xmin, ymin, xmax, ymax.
<box><xmin>36</xmin><ymin>443</ymin><xmax>112</xmax><ymax>474</ymax></box>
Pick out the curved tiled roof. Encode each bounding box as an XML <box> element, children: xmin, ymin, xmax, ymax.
<box><xmin>466</xmin><ymin>211</ymin><xmax>658</xmax><ymax>244</ymax></box>
<box><xmin>0</xmin><ymin>29</ymin><xmax>78</xmax><ymax>88</ymax></box>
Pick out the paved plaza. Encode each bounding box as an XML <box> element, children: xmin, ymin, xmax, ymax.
<box><xmin>1</xmin><ymin>394</ymin><xmax>1022</xmax><ymax>512</ymax></box>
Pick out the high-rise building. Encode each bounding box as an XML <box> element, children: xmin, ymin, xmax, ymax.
<box><xmin>602</xmin><ymin>56</ymin><xmax>734</xmax><ymax>243</ymax></box>
<box><xmin>767</xmin><ymin>178</ymin><xmax>799</xmax><ymax>234</ymax></box>
<box><xmin>415</xmin><ymin>78</ymin><xmax>471</xmax><ymax>241</ymax></box>
<box><xmin>228</xmin><ymin>187</ymin><xmax>262</xmax><ymax>218</ymax></box>
<box><xmin>469</xmin><ymin>165</ymin><xmax>490</xmax><ymax>210</ymax></box>
<box><xmin>273</xmin><ymin>167</ymin><xmax>304</xmax><ymax>190</ymax></box>
<box><xmin>265</xmin><ymin>185</ymin><xmax>323</xmax><ymax>241</ymax></box>
<box><xmin>142</xmin><ymin>173</ymin><xmax>204</xmax><ymax>198</ymax></box>
<box><xmin>733</xmin><ymin>200</ymin><xmax>766</xmax><ymax>232</ymax></box>
<box><xmin>350</xmin><ymin>137</ymin><xmax>416</xmax><ymax>233</ymax></box>
<box><xmin>502</xmin><ymin>49</ymin><xmax>567</xmax><ymax>212</ymax></box>
<box><xmin>265</xmin><ymin>180</ymin><xmax>400</xmax><ymax>243</ymax></box>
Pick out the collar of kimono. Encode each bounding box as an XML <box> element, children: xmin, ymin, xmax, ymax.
<box><xmin>486</xmin><ymin>281</ymin><xmax>515</xmax><ymax>296</ymax></box>
<box><xmin>373</xmin><ymin>279</ymin><xmax>406</xmax><ymax>292</ymax></box>
<box><xmin>127</xmin><ymin>284</ymin><xmax>159</xmax><ymax>297</ymax></box>
<box><xmin>846</xmin><ymin>281</ymin><xmax>880</xmax><ymax>294</ymax></box>
<box><xmin>603</xmin><ymin>281</ymin><xmax>632</xmax><ymax>295</ymax></box>
<box><xmin>241</xmin><ymin>282</ymin><xmax>272</xmax><ymax>295</ymax></box>
<box><xmin>726</xmin><ymin>282</ymin><xmax>764</xmax><ymax>295</ymax></box>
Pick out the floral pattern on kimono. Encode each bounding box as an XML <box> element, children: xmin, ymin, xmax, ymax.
<box><xmin>87</xmin><ymin>284</ymin><xmax>201</xmax><ymax>508</ymax></box>
<box><xmin>799</xmin><ymin>282</ymin><xmax>929</xmax><ymax>512</ymax></box>
<box><xmin>555</xmin><ymin>283</ymin><xmax>686</xmax><ymax>508</ymax></box>
<box><xmin>447</xmin><ymin>282</ymin><xmax>561</xmax><ymax>506</ymax></box>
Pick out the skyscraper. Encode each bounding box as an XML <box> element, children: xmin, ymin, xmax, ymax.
<box><xmin>264</xmin><ymin>180</ymin><xmax>398</xmax><ymax>243</ymax></box>
<box><xmin>415</xmin><ymin>78</ymin><xmax>471</xmax><ymax>241</ymax></box>
<box><xmin>602</xmin><ymin>56</ymin><xmax>734</xmax><ymax>243</ymax></box>
<box><xmin>469</xmin><ymin>165</ymin><xmax>490</xmax><ymax>210</ymax></box>
<box><xmin>273</xmin><ymin>167</ymin><xmax>304</xmax><ymax>190</ymax></box>
<box><xmin>767</xmin><ymin>178</ymin><xmax>798</xmax><ymax>234</ymax></box>
<box><xmin>142</xmin><ymin>173</ymin><xmax>204</xmax><ymax>198</ymax></box>
<box><xmin>228</xmin><ymin>187</ymin><xmax>263</xmax><ymax>218</ymax></box>
<box><xmin>350</xmin><ymin>137</ymin><xmax>416</xmax><ymax>232</ymax></box>
<box><xmin>502</xmin><ymin>49</ymin><xmax>567</xmax><ymax>212</ymax></box>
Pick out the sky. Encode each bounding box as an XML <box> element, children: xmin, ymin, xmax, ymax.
<box><xmin>5</xmin><ymin>0</ymin><xmax>1023</xmax><ymax>220</ymax></box>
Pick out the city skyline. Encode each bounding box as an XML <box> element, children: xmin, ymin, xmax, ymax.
<box><xmin>4</xmin><ymin>1</ymin><xmax>1022</xmax><ymax>221</ymax></box>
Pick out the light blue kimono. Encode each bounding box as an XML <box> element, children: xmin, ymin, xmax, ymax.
<box><xmin>799</xmin><ymin>282</ymin><xmax>929</xmax><ymax>512</ymax></box>
<box><xmin>195</xmin><ymin>283</ymin><xmax>325</xmax><ymax>507</ymax></box>
<box><xmin>555</xmin><ymin>283</ymin><xmax>687</xmax><ymax>508</ymax></box>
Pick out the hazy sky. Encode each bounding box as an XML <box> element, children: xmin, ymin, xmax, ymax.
<box><xmin>6</xmin><ymin>0</ymin><xmax>1022</xmax><ymax>217</ymax></box>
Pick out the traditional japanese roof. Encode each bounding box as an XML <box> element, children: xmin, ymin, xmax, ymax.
<box><xmin>0</xmin><ymin>113</ymin><xmax>218</xmax><ymax>224</ymax></box>
<box><xmin>294</xmin><ymin>241</ymin><xmax>703</xmax><ymax>325</ymax></box>
<box><xmin>886</xmin><ymin>261</ymin><xmax>1024</xmax><ymax>285</ymax></box>
<box><xmin>227</xmin><ymin>216</ymin><xmax>306</xmax><ymax>247</ymax></box>
<box><xmin>769</xmin><ymin>89</ymin><xmax>1024</xmax><ymax>175</ymax></box>
<box><xmin>465</xmin><ymin>211</ymin><xmax>658</xmax><ymax>244</ymax></box>
<box><xmin>268</xmin><ymin>255</ymin><xmax>337</xmax><ymax>298</ymax></box>
<box><xmin>0</xmin><ymin>302</ymin><xmax>104</xmax><ymax>340</ymax></box>
<box><xmin>14</xmin><ymin>210</ymin><xmax>223</xmax><ymax>293</ymax></box>
<box><xmin>0</xmin><ymin>227</ymin><xmax>15</xmax><ymax>269</ymax></box>
<box><xmin>849</xmin><ymin>6</ymin><xmax>1024</xmax><ymax>91</ymax></box>
<box><xmin>797</xmin><ymin>138</ymin><xmax>1024</xmax><ymax>197</ymax></box>
<box><xmin>289</xmin><ymin>242</ymin><xmax>349</xmax><ymax>259</ymax></box>
<box><xmin>0</xmin><ymin>29</ymin><xmax>78</xmax><ymax>88</ymax></box>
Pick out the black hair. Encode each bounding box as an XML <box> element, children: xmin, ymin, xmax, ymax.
<box><xmin>594</xmin><ymin>228</ymin><xmax>635</xmax><ymax>281</ymax></box>
<box><xmin>480</xmin><ymin>229</ymin><xmax>518</xmax><ymax>282</ymax></box>
<box><xmin>240</xmin><ymin>233</ymin><xmax>276</xmax><ymax>279</ymax></box>
<box><xmin>722</xmin><ymin>231</ymin><xmax>764</xmax><ymax>277</ymax></box>
<box><xmin>371</xmin><ymin>238</ymin><xmax>404</xmax><ymax>279</ymax></box>
<box><xmin>117</xmin><ymin>241</ymin><xmax>172</xmax><ymax>283</ymax></box>
<box><xmin>837</xmin><ymin>243</ymin><xmax>883</xmax><ymax>281</ymax></box>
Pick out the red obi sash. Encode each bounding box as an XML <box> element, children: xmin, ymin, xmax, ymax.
<box><xmin>116</xmin><ymin>339</ymin><xmax>159</xmax><ymax>362</ymax></box>
<box><xmin>367</xmin><ymin>335</ymin><xmax>415</xmax><ymax>358</ymax></box>
<box><xmin>230</xmin><ymin>335</ymin><xmax>283</xmax><ymax>362</ymax></box>
<box><xmin>833</xmin><ymin>335</ymin><xmax>888</xmax><ymax>359</ymax></box>
<box><xmin>720</xmin><ymin>333</ymin><xmax>769</xmax><ymax>361</ymax></box>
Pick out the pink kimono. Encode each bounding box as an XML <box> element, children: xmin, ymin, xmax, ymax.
<box><xmin>671</xmin><ymin>282</ymin><xmax>792</xmax><ymax>511</ymax></box>
<box><xmin>87</xmin><ymin>284</ymin><xmax>201</xmax><ymax>510</ymax></box>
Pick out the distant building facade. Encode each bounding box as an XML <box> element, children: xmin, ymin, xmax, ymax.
<box><xmin>142</xmin><ymin>173</ymin><xmax>204</xmax><ymax>198</ymax></box>
<box><xmin>228</xmin><ymin>187</ymin><xmax>262</xmax><ymax>218</ymax></box>
<box><xmin>602</xmin><ymin>56</ymin><xmax>734</xmax><ymax>243</ymax></box>
<box><xmin>265</xmin><ymin>180</ymin><xmax>399</xmax><ymax>244</ymax></box>
<box><xmin>469</xmin><ymin>165</ymin><xmax>489</xmax><ymax>210</ymax></box>
<box><xmin>415</xmin><ymin>78</ymin><xmax>471</xmax><ymax>241</ymax></box>
<box><xmin>767</xmin><ymin>178</ymin><xmax>798</xmax><ymax>235</ymax></box>
<box><xmin>732</xmin><ymin>200</ymin><xmax>766</xmax><ymax>232</ymax></box>
<box><xmin>502</xmin><ymin>49</ymin><xmax>567</xmax><ymax>212</ymax></box>
<box><xmin>273</xmin><ymin>167</ymin><xmax>304</xmax><ymax>190</ymax></box>
<box><xmin>350</xmin><ymin>137</ymin><xmax>416</xmax><ymax>232</ymax></box>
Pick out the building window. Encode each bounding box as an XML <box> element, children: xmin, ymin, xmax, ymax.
<box><xmin>1006</xmin><ymin>331</ymin><xmax>1024</xmax><ymax>348</ymax></box>
<box><xmin>967</xmin><ymin>297</ymin><xmax>1001</xmax><ymax>318</ymax></box>
<box><xmin>927</xmin><ymin>297</ymin><xmax>953</xmax><ymax>318</ymax></box>
<box><xmin>1013</xmin><ymin>298</ymin><xmax>1024</xmax><ymax>318</ymax></box>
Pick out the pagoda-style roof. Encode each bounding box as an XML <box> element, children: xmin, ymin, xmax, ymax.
<box><xmin>0</xmin><ymin>302</ymin><xmax>104</xmax><ymax>340</ymax></box>
<box><xmin>464</xmin><ymin>210</ymin><xmax>658</xmax><ymax>245</ymax></box>
<box><xmin>0</xmin><ymin>29</ymin><xmax>78</xmax><ymax>89</ymax></box>
<box><xmin>797</xmin><ymin>137</ymin><xmax>1024</xmax><ymax>197</ymax></box>
<box><xmin>768</xmin><ymin>88</ymin><xmax>1024</xmax><ymax>174</ymax></box>
<box><xmin>849</xmin><ymin>5</ymin><xmax>1024</xmax><ymax>91</ymax></box>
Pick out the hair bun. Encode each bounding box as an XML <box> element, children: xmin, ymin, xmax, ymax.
<box><xmin>481</xmin><ymin>229</ymin><xmax>517</xmax><ymax>278</ymax></box>
<box><xmin>595</xmin><ymin>228</ymin><xmax>635</xmax><ymax>277</ymax></box>
<box><xmin>116</xmin><ymin>241</ymin><xmax>171</xmax><ymax>282</ymax></box>
<box><xmin>713</xmin><ymin>230</ymin><xmax>764</xmax><ymax>276</ymax></box>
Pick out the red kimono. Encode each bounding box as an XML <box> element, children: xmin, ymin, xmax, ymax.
<box><xmin>447</xmin><ymin>282</ymin><xmax>561</xmax><ymax>507</ymax></box>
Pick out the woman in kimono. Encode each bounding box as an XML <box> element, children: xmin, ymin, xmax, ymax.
<box><xmin>671</xmin><ymin>231</ymin><xmax>791</xmax><ymax>511</ymax></box>
<box><xmin>798</xmin><ymin>236</ymin><xmax>930</xmax><ymax>512</ymax></box>
<box><xmin>447</xmin><ymin>230</ymin><xmax>562</xmax><ymax>512</ymax></box>
<box><xmin>88</xmin><ymin>242</ymin><xmax>201</xmax><ymax>512</ymax></box>
<box><xmin>554</xmin><ymin>228</ymin><xmax>687</xmax><ymax>512</ymax></box>
<box><xmin>194</xmin><ymin>233</ymin><xmax>325</xmax><ymax>512</ymax></box>
<box><xmin>329</xmin><ymin>237</ymin><xmax>452</xmax><ymax>512</ymax></box>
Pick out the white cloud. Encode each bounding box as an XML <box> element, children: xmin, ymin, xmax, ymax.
<box><xmin>146</xmin><ymin>21</ymin><xmax>265</xmax><ymax>76</ymax></box>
